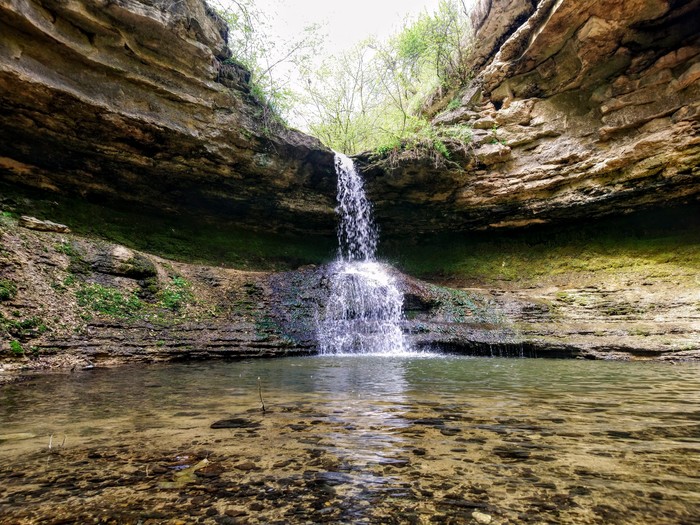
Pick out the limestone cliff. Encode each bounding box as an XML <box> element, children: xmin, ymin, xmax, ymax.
<box><xmin>358</xmin><ymin>0</ymin><xmax>700</xmax><ymax>234</ymax></box>
<box><xmin>2</xmin><ymin>0</ymin><xmax>697</xmax><ymax>238</ymax></box>
<box><xmin>0</xmin><ymin>0</ymin><xmax>336</xmax><ymax>234</ymax></box>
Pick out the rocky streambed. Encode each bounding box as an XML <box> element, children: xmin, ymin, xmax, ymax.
<box><xmin>2</xmin><ymin>357</ymin><xmax>699</xmax><ymax>524</ymax></box>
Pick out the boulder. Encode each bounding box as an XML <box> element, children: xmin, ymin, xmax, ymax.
<box><xmin>18</xmin><ymin>216</ymin><xmax>71</xmax><ymax>233</ymax></box>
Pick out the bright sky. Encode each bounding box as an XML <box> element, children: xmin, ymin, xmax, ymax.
<box><xmin>253</xmin><ymin>0</ymin><xmax>443</xmax><ymax>55</ymax></box>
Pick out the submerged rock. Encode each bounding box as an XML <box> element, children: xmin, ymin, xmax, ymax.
<box><xmin>210</xmin><ymin>418</ymin><xmax>261</xmax><ymax>429</ymax></box>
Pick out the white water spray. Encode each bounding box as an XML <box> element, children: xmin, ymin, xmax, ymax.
<box><xmin>318</xmin><ymin>153</ymin><xmax>410</xmax><ymax>355</ymax></box>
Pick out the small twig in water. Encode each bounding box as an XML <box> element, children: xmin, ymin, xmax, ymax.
<box><xmin>48</xmin><ymin>433</ymin><xmax>66</xmax><ymax>451</ymax></box>
<box><xmin>257</xmin><ymin>376</ymin><xmax>266</xmax><ymax>414</ymax></box>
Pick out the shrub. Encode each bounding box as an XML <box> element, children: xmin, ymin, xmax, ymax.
<box><xmin>9</xmin><ymin>340</ymin><xmax>23</xmax><ymax>355</ymax></box>
<box><xmin>0</xmin><ymin>279</ymin><xmax>17</xmax><ymax>301</ymax></box>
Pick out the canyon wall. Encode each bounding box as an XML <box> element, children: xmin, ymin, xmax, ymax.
<box><xmin>1</xmin><ymin>0</ymin><xmax>698</xmax><ymax>370</ymax></box>
<box><xmin>0</xmin><ymin>0</ymin><xmax>336</xmax><ymax>234</ymax></box>
<box><xmin>359</xmin><ymin>0</ymin><xmax>700</xmax><ymax>235</ymax></box>
<box><xmin>2</xmin><ymin>0</ymin><xmax>697</xmax><ymax>238</ymax></box>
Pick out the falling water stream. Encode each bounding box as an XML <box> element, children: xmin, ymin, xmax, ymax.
<box><xmin>318</xmin><ymin>153</ymin><xmax>409</xmax><ymax>355</ymax></box>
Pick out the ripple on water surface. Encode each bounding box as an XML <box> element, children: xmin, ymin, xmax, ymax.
<box><xmin>1</xmin><ymin>356</ymin><xmax>699</xmax><ymax>524</ymax></box>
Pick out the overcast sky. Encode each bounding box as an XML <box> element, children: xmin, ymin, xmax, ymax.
<box><xmin>252</xmin><ymin>0</ymin><xmax>443</xmax><ymax>54</ymax></box>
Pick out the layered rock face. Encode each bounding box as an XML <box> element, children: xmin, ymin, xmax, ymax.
<box><xmin>0</xmin><ymin>0</ymin><xmax>336</xmax><ymax>234</ymax></box>
<box><xmin>2</xmin><ymin>0</ymin><xmax>696</xmax><ymax>238</ymax></box>
<box><xmin>0</xmin><ymin>216</ymin><xmax>608</xmax><ymax>379</ymax></box>
<box><xmin>0</xmin><ymin>220</ymin><xmax>521</xmax><ymax>378</ymax></box>
<box><xmin>359</xmin><ymin>0</ymin><xmax>700</xmax><ymax>234</ymax></box>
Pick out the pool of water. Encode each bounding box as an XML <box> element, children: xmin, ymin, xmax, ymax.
<box><xmin>1</xmin><ymin>356</ymin><xmax>699</xmax><ymax>524</ymax></box>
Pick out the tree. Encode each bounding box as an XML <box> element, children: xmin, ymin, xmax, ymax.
<box><xmin>210</xmin><ymin>0</ymin><xmax>323</xmax><ymax>120</ymax></box>
<box><xmin>296</xmin><ymin>0</ymin><xmax>474</xmax><ymax>155</ymax></box>
<box><xmin>295</xmin><ymin>41</ymin><xmax>385</xmax><ymax>153</ymax></box>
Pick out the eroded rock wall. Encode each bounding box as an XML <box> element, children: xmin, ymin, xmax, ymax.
<box><xmin>359</xmin><ymin>0</ymin><xmax>700</xmax><ymax>234</ymax></box>
<box><xmin>3</xmin><ymin>220</ymin><xmax>697</xmax><ymax>380</ymax></box>
<box><xmin>0</xmin><ymin>0</ymin><xmax>336</xmax><ymax>234</ymax></box>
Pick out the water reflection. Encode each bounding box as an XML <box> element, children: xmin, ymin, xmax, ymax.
<box><xmin>1</xmin><ymin>357</ymin><xmax>700</xmax><ymax>524</ymax></box>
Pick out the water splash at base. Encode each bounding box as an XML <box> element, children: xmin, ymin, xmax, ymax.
<box><xmin>319</xmin><ymin>260</ymin><xmax>410</xmax><ymax>355</ymax></box>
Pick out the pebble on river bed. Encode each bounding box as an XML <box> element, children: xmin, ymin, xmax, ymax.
<box><xmin>473</xmin><ymin>510</ymin><xmax>493</xmax><ymax>524</ymax></box>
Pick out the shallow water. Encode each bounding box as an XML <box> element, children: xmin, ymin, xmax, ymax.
<box><xmin>1</xmin><ymin>356</ymin><xmax>699</xmax><ymax>524</ymax></box>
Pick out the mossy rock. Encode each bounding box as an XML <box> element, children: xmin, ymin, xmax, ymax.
<box><xmin>118</xmin><ymin>254</ymin><xmax>157</xmax><ymax>279</ymax></box>
<box><xmin>0</xmin><ymin>313</ymin><xmax>48</xmax><ymax>340</ymax></box>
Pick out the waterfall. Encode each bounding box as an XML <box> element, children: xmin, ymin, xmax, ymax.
<box><xmin>318</xmin><ymin>153</ymin><xmax>410</xmax><ymax>355</ymax></box>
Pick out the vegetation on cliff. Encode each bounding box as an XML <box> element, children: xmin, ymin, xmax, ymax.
<box><xmin>297</xmin><ymin>0</ymin><xmax>473</xmax><ymax>155</ymax></box>
<box><xmin>213</xmin><ymin>0</ymin><xmax>474</xmax><ymax>155</ymax></box>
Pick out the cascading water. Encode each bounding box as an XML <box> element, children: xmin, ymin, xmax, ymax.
<box><xmin>318</xmin><ymin>153</ymin><xmax>410</xmax><ymax>355</ymax></box>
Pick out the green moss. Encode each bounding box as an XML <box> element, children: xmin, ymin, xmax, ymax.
<box><xmin>1</xmin><ymin>181</ymin><xmax>335</xmax><ymax>270</ymax></box>
<box><xmin>58</xmin><ymin>242</ymin><xmax>92</xmax><ymax>276</ymax></box>
<box><xmin>138</xmin><ymin>276</ymin><xmax>160</xmax><ymax>301</ymax></box>
<box><xmin>0</xmin><ymin>211</ymin><xmax>16</xmax><ymax>230</ymax></box>
<box><xmin>0</xmin><ymin>279</ymin><xmax>17</xmax><ymax>301</ymax></box>
<box><xmin>0</xmin><ymin>314</ymin><xmax>48</xmax><ymax>339</ymax></box>
<box><xmin>75</xmin><ymin>283</ymin><xmax>144</xmax><ymax>319</ymax></box>
<box><xmin>119</xmin><ymin>254</ymin><xmax>157</xmax><ymax>279</ymax></box>
<box><xmin>384</xmin><ymin>205</ymin><xmax>700</xmax><ymax>285</ymax></box>
<box><xmin>254</xmin><ymin>316</ymin><xmax>286</xmax><ymax>342</ymax></box>
<box><xmin>424</xmin><ymin>284</ymin><xmax>501</xmax><ymax>324</ymax></box>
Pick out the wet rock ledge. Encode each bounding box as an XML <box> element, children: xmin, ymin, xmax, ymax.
<box><xmin>2</xmin><ymin>220</ymin><xmax>698</xmax><ymax>382</ymax></box>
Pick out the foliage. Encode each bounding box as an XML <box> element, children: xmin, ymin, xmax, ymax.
<box><xmin>74</xmin><ymin>274</ymin><xmax>193</xmax><ymax>319</ymax></box>
<box><xmin>211</xmin><ymin>0</ymin><xmax>323</xmax><ymax>123</ymax></box>
<box><xmin>374</xmin><ymin>122</ymin><xmax>473</xmax><ymax>168</ymax></box>
<box><xmin>9</xmin><ymin>340</ymin><xmax>23</xmax><ymax>356</ymax></box>
<box><xmin>0</xmin><ymin>313</ymin><xmax>48</xmax><ymax>339</ymax></box>
<box><xmin>297</xmin><ymin>0</ymin><xmax>473</xmax><ymax>154</ymax></box>
<box><xmin>298</xmin><ymin>41</ymin><xmax>384</xmax><ymax>154</ymax></box>
<box><xmin>208</xmin><ymin>1</ymin><xmax>473</xmax><ymax>152</ymax></box>
<box><xmin>158</xmin><ymin>276</ymin><xmax>193</xmax><ymax>311</ymax></box>
<box><xmin>55</xmin><ymin>241</ymin><xmax>76</xmax><ymax>257</ymax></box>
<box><xmin>0</xmin><ymin>278</ymin><xmax>17</xmax><ymax>301</ymax></box>
<box><xmin>0</xmin><ymin>210</ymin><xmax>16</xmax><ymax>229</ymax></box>
<box><xmin>76</xmin><ymin>283</ymin><xmax>144</xmax><ymax>319</ymax></box>
<box><xmin>446</xmin><ymin>97</ymin><xmax>461</xmax><ymax>111</ymax></box>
